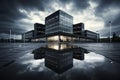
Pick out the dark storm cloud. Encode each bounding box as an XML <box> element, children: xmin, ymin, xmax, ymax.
<box><xmin>0</xmin><ymin>0</ymin><xmax>27</xmax><ymax>36</ymax></box>
<box><xmin>92</xmin><ymin>0</ymin><xmax>120</xmax><ymax>37</ymax></box>
<box><xmin>95</xmin><ymin>0</ymin><xmax>120</xmax><ymax>12</ymax></box>
<box><xmin>112</xmin><ymin>15</ymin><xmax>120</xmax><ymax>26</ymax></box>
<box><xmin>18</xmin><ymin>0</ymin><xmax>51</xmax><ymax>11</ymax></box>
<box><xmin>0</xmin><ymin>22</ymin><xmax>27</xmax><ymax>35</ymax></box>
<box><xmin>0</xmin><ymin>0</ymin><xmax>120</xmax><ymax>38</ymax></box>
<box><xmin>94</xmin><ymin>0</ymin><xmax>120</xmax><ymax>27</ymax></box>
<box><xmin>60</xmin><ymin>0</ymin><xmax>90</xmax><ymax>10</ymax></box>
<box><xmin>0</xmin><ymin>0</ymin><xmax>28</xmax><ymax>22</ymax></box>
<box><xmin>0</xmin><ymin>0</ymin><xmax>49</xmax><ymax>38</ymax></box>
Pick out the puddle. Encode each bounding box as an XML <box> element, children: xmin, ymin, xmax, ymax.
<box><xmin>20</xmin><ymin>43</ymin><xmax>106</xmax><ymax>74</ymax></box>
<box><xmin>1</xmin><ymin>43</ymin><xmax>120</xmax><ymax>80</ymax></box>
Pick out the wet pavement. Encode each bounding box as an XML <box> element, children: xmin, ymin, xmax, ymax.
<box><xmin>0</xmin><ymin>43</ymin><xmax>120</xmax><ymax>80</ymax></box>
<box><xmin>0</xmin><ymin>43</ymin><xmax>45</xmax><ymax>69</ymax></box>
<box><xmin>74</xmin><ymin>43</ymin><xmax>120</xmax><ymax>63</ymax></box>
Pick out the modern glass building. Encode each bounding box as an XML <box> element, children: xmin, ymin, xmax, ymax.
<box><xmin>84</xmin><ymin>30</ymin><xmax>99</xmax><ymax>41</ymax></box>
<box><xmin>45</xmin><ymin>10</ymin><xmax>73</xmax><ymax>34</ymax></box>
<box><xmin>45</xmin><ymin>10</ymin><xmax>74</xmax><ymax>42</ymax></box>
<box><xmin>22</xmin><ymin>30</ymin><xmax>34</xmax><ymax>42</ymax></box>
<box><xmin>73</xmin><ymin>23</ymin><xmax>84</xmax><ymax>37</ymax></box>
<box><xmin>34</xmin><ymin>23</ymin><xmax>45</xmax><ymax>38</ymax></box>
<box><xmin>22</xmin><ymin>10</ymin><xmax>99</xmax><ymax>42</ymax></box>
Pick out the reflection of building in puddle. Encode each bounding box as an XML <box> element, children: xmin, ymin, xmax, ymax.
<box><xmin>45</xmin><ymin>50</ymin><xmax>73</xmax><ymax>74</ymax></box>
<box><xmin>32</xmin><ymin>43</ymin><xmax>88</xmax><ymax>74</ymax></box>
<box><xmin>47</xmin><ymin>43</ymin><xmax>76</xmax><ymax>50</ymax></box>
<box><xmin>19</xmin><ymin>48</ymin><xmax>105</xmax><ymax>75</ymax></box>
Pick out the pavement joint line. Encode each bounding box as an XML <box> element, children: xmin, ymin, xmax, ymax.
<box><xmin>0</xmin><ymin>60</ymin><xmax>15</xmax><ymax>70</ymax></box>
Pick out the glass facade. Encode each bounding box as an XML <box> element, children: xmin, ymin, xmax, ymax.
<box><xmin>47</xmin><ymin>36</ymin><xmax>59</xmax><ymax>42</ymax></box>
<box><xmin>45</xmin><ymin>10</ymin><xmax>73</xmax><ymax>34</ymax></box>
<box><xmin>73</xmin><ymin>23</ymin><xmax>84</xmax><ymax>36</ymax></box>
<box><xmin>22</xmin><ymin>30</ymin><xmax>34</xmax><ymax>41</ymax></box>
<box><xmin>85</xmin><ymin>30</ymin><xmax>98</xmax><ymax>40</ymax></box>
<box><xmin>34</xmin><ymin>23</ymin><xmax>45</xmax><ymax>38</ymax></box>
<box><xmin>47</xmin><ymin>35</ymin><xmax>73</xmax><ymax>42</ymax></box>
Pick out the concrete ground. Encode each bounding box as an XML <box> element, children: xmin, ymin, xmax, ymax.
<box><xmin>0</xmin><ymin>43</ymin><xmax>44</xmax><ymax>69</ymax></box>
<box><xmin>0</xmin><ymin>43</ymin><xmax>120</xmax><ymax>80</ymax></box>
<box><xmin>74</xmin><ymin>43</ymin><xmax>120</xmax><ymax>63</ymax></box>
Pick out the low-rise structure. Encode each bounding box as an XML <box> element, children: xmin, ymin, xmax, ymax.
<box><xmin>84</xmin><ymin>30</ymin><xmax>99</xmax><ymax>41</ymax></box>
<box><xmin>73</xmin><ymin>23</ymin><xmax>84</xmax><ymax>37</ymax></box>
<box><xmin>22</xmin><ymin>30</ymin><xmax>34</xmax><ymax>42</ymax></box>
<box><xmin>34</xmin><ymin>23</ymin><xmax>45</xmax><ymax>38</ymax></box>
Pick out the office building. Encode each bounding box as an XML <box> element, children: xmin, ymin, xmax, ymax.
<box><xmin>45</xmin><ymin>10</ymin><xmax>73</xmax><ymax>34</ymax></box>
<box><xmin>45</xmin><ymin>10</ymin><xmax>74</xmax><ymax>42</ymax></box>
<box><xmin>73</xmin><ymin>23</ymin><xmax>84</xmax><ymax>37</ymax></box>
<box><xmin>84</xmin><ymin>30</ymin><xmax>99</xmax><ymax>41</ymax></box>
<box><xmin>22</xmin><ymin>30</ymin><xmax>34</xmax><ymax>42</ymax></box>
<box><xmin>34</xmin><ymin>23</ymin><xmax>45</xmax><ymax>38</ymax></box>
<box><xmin>22</xmin><ymin>10</ymin><xmax>99</xmax><ymax>42</ymax></box>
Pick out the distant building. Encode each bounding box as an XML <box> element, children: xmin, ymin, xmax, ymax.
<box><xmin>73</xmin><ymin>23</ymin><xmax>99</xmax><ymax>42</ymax></box>
<box><xmin>34</xmin><ymin>23</ymin><xmax>45</xmax><ymax>38</ymax></box>
<box><xmin>31</xmin><ymin>23</ymin><xmax>46</xmax><ymax>42</ymax></box>
<box><xmin>73</xmin><ymin>23</ymin><xmax>84</xmax><ymax>37</ymax></box>
<box><xmin>22</xmin><ymin>30</ymin><xmax>34</xmax><ymax>42</ymax></box>
<box><xmin>84</xmin><ymin>30</ymin><xmax>99</xmax><ymax>41</ymax></box>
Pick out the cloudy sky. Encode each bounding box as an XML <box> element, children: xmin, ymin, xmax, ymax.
<box><xmin>0</xmin><ymin>0</ymin><xmax>120</xmax><ymax>39</ymax></box>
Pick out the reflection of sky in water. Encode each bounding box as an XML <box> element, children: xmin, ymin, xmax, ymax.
<box><xmin>19</xmin><ymin>52</ymin><xmax>105</xmax><ymax>73</ymax></box>
<box><xmin>14</xmin><ymin>51</ymin><xmax>120</xmax><ymax>80</ymax></box>
<box><xmin>73</xmin><ymin>52</ymin><xmax>105</xmax><ymax>70</ymax></box>
<box><xmin>84</xmin><ymin>52</ymin><xmax>105</xmax><ymax>63</ymax></box>
<box><xmin>18</xmin><ymin>53</ymin><xmax>45</xmax><ymax>73</ymax></box>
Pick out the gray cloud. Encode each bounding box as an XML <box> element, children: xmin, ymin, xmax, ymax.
<box><xmin>112</xmin><ymin>15</ymin><xmax>120</xmax><ymax>26</ymax></box>
<box><xmin>0</xmin><ymin>0</ymin><xmax>48</xmax><ymax>38</ymax></box>
<box><xmin>94</xmin><ymin>0</ymin><xmax>120</xmax><ymax>26</ymax></box>
<box><xmin>0</xmin><ymin>0</ymin><xmax>120</xmax><ymax>39</ymax></box>
<box><xmin>95</xmin><ymin>0</ymin><xmax>120</xmax><ymax>12</ymax></box>
<box><xmin>60</xmin><ymin>0</ymin><xmax>90</xmax><ymax>11</ymax></box>
<box><xmin>92</xmin><ymin>0</ymin><xmax>120</xmax><ymax>37</ymax></box>
<box><xmin>18</xmin><ymin>0</ymin><xmax>50</xmax><ymax>11</ymax></box>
